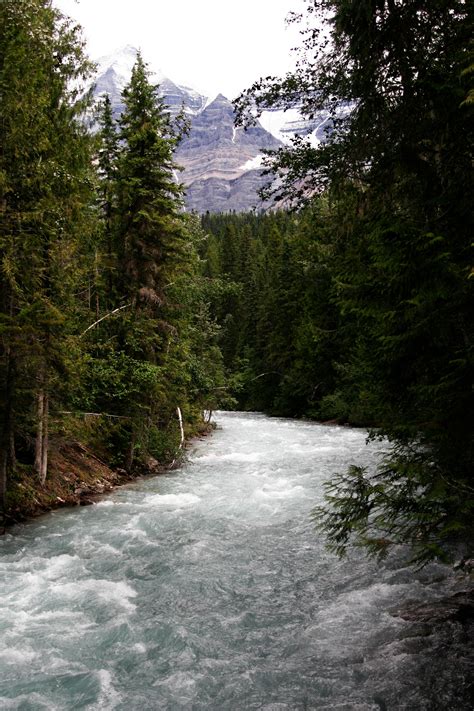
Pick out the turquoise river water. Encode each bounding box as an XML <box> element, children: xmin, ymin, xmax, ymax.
<box><xmin>0</xmin><ymin>412</ymin><xmax>472</xmax><ymax>709</ymax></box>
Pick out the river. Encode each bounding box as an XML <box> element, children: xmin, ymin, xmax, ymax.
<box><xmin>0</xmin><ymin>412</ymin><xmax>472</xmax><ymax>709</ymax></box>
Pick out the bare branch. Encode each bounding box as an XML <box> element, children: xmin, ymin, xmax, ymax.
<box><xmin>80</xmin><ymin>303</ymin><xmax>131</xmax><ymax>337</ymax></box>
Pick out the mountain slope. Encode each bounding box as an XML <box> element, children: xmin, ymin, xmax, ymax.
<box><xmin>175</xmin><ymin>93</ymin><xmax>281</xmax><ymax>211</ymax></box>
<box><xmin>92</xmin><ymin>47</ymin><xmax>282</xmax><ymax>213</ymax></box>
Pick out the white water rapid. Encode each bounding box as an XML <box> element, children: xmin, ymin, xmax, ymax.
<box><xmin>0</xmin><ymin>412</ymin><xmax>472</xmax><ymax>709</ymax></box>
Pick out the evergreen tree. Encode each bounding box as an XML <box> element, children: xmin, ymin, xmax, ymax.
<box><xmin>81</xmin><ymin>53</ymin><xmax>224</xmax><ymax>472</ymax></box>
<box><xmin>96</xmin><ymin>94</ymin><xmax>120</xmax><ymax>307</ymax></box>
<box><xmin>0</xmin><ymin>0</ymin><xmax>95</xmax><ymax>519</ymax></box>
<box><xmin>235</xmin><ymin>1</ymin><xmax>473</xmax><ymax>563</ymax></box>
<box><xmin>116</xmin><ymin>52</ymin><xmax>186</xmax><ymax>310</ymax></box>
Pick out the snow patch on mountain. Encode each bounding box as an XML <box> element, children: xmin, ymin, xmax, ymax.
<box><xmin>96</xmin><ymin>45</ymin><xmax>166</xmax><ymax>91</ymax></box>
<box><xmin>259</xmin><ymin>101</ymin><xmax>355</xmax><ymax>147</ymax></box>
<box><xmin>258</xmin><ymin>108</ymin><xmax>302</xmax><ymax>145</ymax></box>
<box><xmin>93</xmin><ymin>46</ymin><xmax>208</xmax><ymax>118</ymax></box>
<box><xmin>238</xmin><ymin>154</ymin><xmax>265</xmax><ymax>171</ymax></box>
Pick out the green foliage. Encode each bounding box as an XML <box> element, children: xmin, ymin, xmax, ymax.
<box><xmin>225</xmin><ymin>0</ymin><xmax>473</xmax><ymax>564</ymax></box>
<box><xmin>201</xmin><ymin>208</ymin><xmax>342</xmax><ymax>416</ymax></box>
<box><xmin>81</xmin><ymin>66</ymin><xmax>229</xmax><ymax>469</ymax></box>
<box><xmin>0</xmin><ymin>0</ymin><xmax>97</xmax><ymax>505</ymax></box>
<box><xmin>0</xmin><ymin>5</ymin><xmax>228</xmax><ymax>514</ymax></box>
<box><xmin>313</xmin><ymin>449</ymin><xmax>474</xmax><ymax>568</ymax></box>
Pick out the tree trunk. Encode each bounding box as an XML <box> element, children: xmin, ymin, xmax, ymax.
<box><xmin>34</xmin><ymin>390</ymin><xmax>45</xmax><ymax>479</ymax></box>
<box><xmin>9</xmin><ymin>429</ymin><xmax>16</xmax><ymax>472</ymax></box>
<box><xmin>125</xmin><ymin>430</ymin><xmax>136</xmax><ymax>473</ymax></box>
<box><xmin>95</xmin><ymin>249</ymin><xmax>100</xmax><ymax>321</ymax></box>
<box><xmin>0</xmin><ymin>347</ymin><xmax>15</xmax><ymax>531</ymax></box>
<box><xmin>35</xmin><ymin>362</ymin><xmax>49</xmax><ymax>485</ymax></box>
<box><xmin>40</xmin><ymin>393</ymin><xmax>49</xmax><ymax>485</ymax></box>
<box><xmin>177</xmin><ymin>407</ymin><xmax>185</xmax><ymax>448</ymax></box>
<box><xmin>0</xmin><ymin>449</ymin><xmax>7</xmax><ymax>533</ymax></box>
<box><xmin>0</xmin><ymin>288</ymin><xmax>16</xmax><ymax>530</ymax></box>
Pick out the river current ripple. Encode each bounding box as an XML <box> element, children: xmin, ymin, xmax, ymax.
<box><xmin>0</xmin><ymin>412</ymin><xmax>472</xmax><ymax>709</ymax></box>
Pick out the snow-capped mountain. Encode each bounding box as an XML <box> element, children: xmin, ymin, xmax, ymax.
<box><xmin>94</xmin><ymin>46</ymin><xmax>208</xmax><ymax>120</ymax></box>
<box><xmin>91</xmin><ymin>46</ymin><xmax>282</xmax><ymax>213</ymax></box>
<box><xmin>175</xmin><ymin>93</ymin><xmax>283</xmax><ymax>212</ymax></box>
<box><xmin>258</xmin><ymin>102</ymin><xmax>353</xmax><ymax>147</ymax></box>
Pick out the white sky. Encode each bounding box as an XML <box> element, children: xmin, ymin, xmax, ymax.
<box><xmin>54</xmin><ymin>0</ymin><xmax>303</xmax><ymax>99</ymax></box>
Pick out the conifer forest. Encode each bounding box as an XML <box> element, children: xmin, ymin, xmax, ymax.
<box><xmin>1</xmin><ymin>1</ymin><xmax>473</xmax><ymax>564</ymax></box>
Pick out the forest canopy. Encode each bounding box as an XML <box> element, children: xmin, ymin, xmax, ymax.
<box><xmin>0</xmin><ymin>0</ymin><xmax>226</xmax><ymax>526</ymax></box>
<box><xmin>216</xmin><ymin>0</ymin><xmax>473</xmax><ymax>564</ymax></box>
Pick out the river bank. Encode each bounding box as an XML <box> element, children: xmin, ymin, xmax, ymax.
<box><xmin>3</xmin><ymin>421</ymin><xmax>214</xmax><ymax>530</ymax></box>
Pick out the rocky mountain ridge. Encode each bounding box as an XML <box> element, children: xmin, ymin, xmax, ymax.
<box><xmin>91</xmin><ymin>46</ymin><xmax>282</xmax><ymax>213</ymax></box>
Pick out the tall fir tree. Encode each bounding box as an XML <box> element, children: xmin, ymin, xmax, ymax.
<box><xmin>235</xmin><ymin>0</ymin><xmax>473</xmax><ymax>563</ymax></box>
<box><xmin>96</xmin><ymin>93</ymin><xmax>120</xmax><ymax>308</ymax></box>
<box><xmin>0</xmin><ymin>0</ymin><xmax>95</xmax><ymax>520</ymax></box>
<box><xmin>116</xmin><ymin>52</ymin><xmax>186</xmax><ymax>311</ymax></box>
<box><xmin>94</xmin><ymin>53</ymin><xmax>191</xmax><ymax>470</ymax></box>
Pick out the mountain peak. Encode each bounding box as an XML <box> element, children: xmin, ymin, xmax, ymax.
<box><xmin>92</xmin><ymin>46</ymin><xmax>208</xmax><ymax>120</ymax></box>
<box><xmin>205</xmin><ymin>93</ymin><xmax>232</xmax><ymax>110</ymax></box>
<box><xmin>97</xmin><ymin>45</ymin><xmax>137</xmax><ymax>67</ymax></box>
<box><xmin>96</xmin><ymin>46</ymin><xmax>167</xmax><ymax>87</ymax></box>
<box><xmin>90</xmin><ymin>49</ymin><xmax>284</xmax><ymax>212</ymax></box>
<box><xmin>108</xmin><ymin>44</ymin><xmax>139</xmax><ymax>59</ymax></box>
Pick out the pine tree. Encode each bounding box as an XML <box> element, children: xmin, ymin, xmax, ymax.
<box><xmin>0</xmin><ymin>0</ymin><xmax>95</xmax><ymax>517</ymax></box>
<box><xmin>116</xmin><ymin>52</ymin><xmax>186</xmax><ymax>310</ymax></box>
<box><xmin>96</xmin><ymin>94</ymin><xmax>120</xmax><ymax>307</ymax></box>
<box><xmin>235</xmin><ymin>1</ymin><xmax>473</xmax><ymax>563</ymax></box>
<box><xmin>100</xmin><ymin>52</ymin><xmax>189</xmax><ymax>470</ymax></box>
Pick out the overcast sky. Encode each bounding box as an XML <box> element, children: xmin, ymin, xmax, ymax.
<box><xmin>54</xmin><ymin>0</ymin><xmax>303</xmax><ymax>98</ymax></box>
